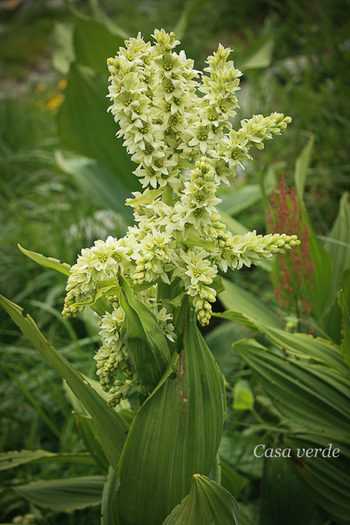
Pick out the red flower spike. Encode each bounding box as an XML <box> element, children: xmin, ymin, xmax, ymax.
<box><xmin>267</xmin><ymin>178</ymin><xmax>314</xmax><ymax>322</ymax></box>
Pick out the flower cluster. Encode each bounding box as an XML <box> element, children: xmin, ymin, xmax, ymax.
<box><xmin>62</xmin><ymin>30</ymin><xmax>298</xmax><ymax>405</ymax></box>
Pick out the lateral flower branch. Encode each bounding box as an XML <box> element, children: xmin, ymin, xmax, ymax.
<box><xmin>62</xmin><ymin>29</ymin><xmax>299</xmax><ymax>407</ymax></box>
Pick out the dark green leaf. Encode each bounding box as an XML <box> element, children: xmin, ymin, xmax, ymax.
<box><xmin>101</xmin><ymin>467</ymin><xmax>120</xmax><ymax>525</ymax></box>
<box><xmin>219</xmin><ymin>278</ymin><xmax>280</xmax><ymax>329</ymax></box>
<box><xmin>324</xmin><ymin>192</ymin><xmax>350</xmax><ymax>308</ymax></box>
<box><xmin>259</xmin><ymin>456</ymin><xmax>322</xmax><ymax>525</ymax></box>
<box><xmin>74</xmin><ymin>18</ymin><xmax>124</xmax><ymax>75</ymax></box>
<box><xmin>14</xmin><ymin>476</ymin><xmax>105</xmax><ymax>511</ymax></box>
<box><xmin>220</xmin><ymin>461</ymin><xmax>249</xmax><ymax>500</ymax></box>
<box><xmin>0</xmin><ymin>450</ymin><xmax>95</xmax><ymax>471</ymax></box>
<box><xmin>119</xmin><ymin>275</ymin><xmax>171</xmax><ymax>392</ymax></box>
<box><xmin>115</xmin><ymin>309</ymin><xmax>225</xmax><ymax>525</ymax></box>
<box><xmin>339</xmin><ymin>287</ymin><xmax>350</xmax><ymax>369</ymax></box>
<box><xmin>74</xmin><ymin>413</ymin><xmax>109</xmax><ymax>474</ymax></box>
<box><xmin>57</xmin><ymin>63</ymin><xmax>138</xmax><ymax>192</ymax></box>
<box><xmin>219</xmin><ymin>434</ymin><xmax>266</xmax><ymax>479</ymax></box>
<box><xmin>56</xmin><ymin>152</ymin><xmax>133</xmax><ymax>220</ymax></box>
<box><xmin>234</xmin><ymin>338</ymin><xmax>350</xmax><ymax>439</ymax></box>
<box><xmin>294</xmin><ymin>136</ymin><xmax>314</xmax><ymax>205</ymax></box>
<box><xmin>218</xmin><ymin>185</ymin><xmax>262</xmax><ymax>216</ymax></box>
<box><xmin>254</xmin><ymin>323</ymin><xmax>347</xmax><ymax>373</ymax></box>
<box><xmin>161</xmin><ymin>474</ymin><xmax>241</xmax><ymax>525</ymax></box>
<box><xmin>0</xmin><ymin>295</ymin><xmax>129</xmax><ymax>473</ymax></box>
<box><xmin>286</xmin><ymin>434</ymin><xmax>350</xmax><ymax>525</ymax></box>
<box><xmin>308</xmin><ymin>229</ymin><xmax>333</xmax><ymax>321</ymax></box>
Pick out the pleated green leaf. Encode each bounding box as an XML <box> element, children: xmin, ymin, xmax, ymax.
<box><xmin>234</xmin><ymin>338</ymin><xmax>350</xmax><ymax>523</ymax></box>
<box><xmin>14</xmin><ymin>476</ymin><xmax>105</xmax><ymax>511</ymax></box>
<box><xmin>325</xmin><ymin>192</ymin><xmax>350</xmax><ymax>309</ymax></box>
<box><xmin>119</xmin><ymin>276</ymin><xmax>171</xmax><ymax>393</ymax></box>
<box><xmin>74</xmin><ymin>18</ymin><xmax>124</xmax><ymax>75</ymax></box>
<box><xmin>161</xmin><ymin>474</ymin><xmax>240</xmax><ymax>525</ymax></box>
<box><xmin>0</xmin><ymin>295</ymin><xmax>129</xmax><ymax>473</ymax></box>
<box><xmin>101</xmin><ymin>467</ymin><xmax>121</xmax><ymax>525</ymax></box>
<box><xmin>220</xmin><ymin>461</ymin><xmax>249</xmax><ymax>500</ymax></box>
<box><xmin>339</xmin><ymin>273</ymin><xmax>350</xmax><ymax>368</ymax></box>
<box><xmin>0</xmin><ymin>450</ymin><xmax>95</xmax><ymax>471</ymax></box>
<box><xmin>234</xmin><ymin>338</ymin><xmax>350</xmax><ymax>438</ymax></box>
<box><xmin>18</xmin><ymin>244</ymin><xmax>70</xmax><ymax>276</ymax></box>
<box><xmin>57</xmin><ymin>63</ymin><xmax>137</xmax><ymax>191</ymax></box>
<box><xmin>56</xmin><ymin>152</ymin><xmax>133</xmax><ymax>220</ymax></box>
<box><xmin>219</xmin><ymin>278</ymin><xmax>280</xmax><ymax>329</ymax></box>
<box><xmin>286</xmin><ymin>434</ymin><xmax>350</xmax><ymax>525</ymax></box>
<box><xmin>308</xmin><ymin>229</ymin><xmax>334</xmax><ymax>321</ymax></box>
<box><xmin>74</xmin><ymin>413</ymin><xmax>109</xmax><ymax>475</ymax></box>
<box><xmin>259</xmin><ymin>455</ymin><xmax>322</xmax><ymax>525</ymax></box>
<box><xmin>115</xmin><ymin>309</ymin><xmax>225</xmax><ymax>525</ymax></box>
<box><xmin>253</xmin><ymin>323</ymin><xmax>348</xmax><ymax>372</ymax></box>
<box><xmin>294</xmin><ymin>136</ymin><xmax>314</xmax><ymax>206</ymax></box>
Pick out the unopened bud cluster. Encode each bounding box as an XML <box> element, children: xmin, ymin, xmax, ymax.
<box><xmin>62</xmin><ymin>30</ymin><xmax>298</xmax><ymax>405</ymax></box>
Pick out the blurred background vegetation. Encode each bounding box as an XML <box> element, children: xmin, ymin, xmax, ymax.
<box><xmin>0</xmin><ymin>0</ymin><xmax>349</xmax><ymax>523</ymax></box>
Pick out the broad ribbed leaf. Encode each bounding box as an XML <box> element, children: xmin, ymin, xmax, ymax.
<box><xmin>115</xmin><ymin>309</ymin><xmax>225</xmax><ymax>525</ymax></box>
<box><xmin>254</xmin><ymin>323</ymin><xmax>348</xmax><ymax>373</ymax></box>
<box><xmin>18</xmin><ymin>244</ymin><xmax>70</xmax><ymax>276</ymax></box>
<box><xmin>0</xmin><ymin>296</ymin><xmax>128</xmax><ymax>472</ymax></box>
<box><xmin>325</xmin><ymin>192</ymin><xmax>350</xmax><ymax>309</ymax></box>
<box><xmin>14</xmin><ymin>476</ymin><xmax>105</xmax><ymax>511</ymax></box>
<box><xmin>220</xmin><ymin>461</ymin><xmax>249</xmax><ymax>500</ymax></box>
<box><xmin>339</xmin><ymin>288</ymin><xmax>350</xmax><ymax>369</ymax></box>
<box><xmin>286</xmin><ymin>434</ymin><xmax>350</xmax><ymax>525</ymax></box>
<box><xmin>161</xmin><ymin>474</ymin><xmax>240</xmax><ymax>525</ymax></box>
<box><xmin>234</xmin><ymin>338</ymin><xmax>350</xmax><ymax>438</ymax></box>
<box><xmin>74</xmin><ymin>18</ymin><xmax>124</xmax><ymax>75</ymax></box>
<box><xmin>308</xmin><ymin>230</ymin><xmax>333</xmax><ymax>321</ymax></box>
<box><xmin>292</xmin><ymin>137</ymin><xmax>334</xmax><ymax>321</ymax></box>
<box><xmin>119</xmin><ymin>275</ymin><xmax>171</xmax><ymax>392</ymax></box>
<box><xmin>101</xmin><ymin>467</ymin><xmax>120</xmax><ymax>525</ymax></box>
<box><xmin>0</xmin><ymin>450</ymin><xmax>95</xmax><ymax>471</ymax></box>
<box><xmin>57</xmin><ymin>63</ymin><xmax>137</xmax><ymax>191</ymax></box>
<box><xmin>235</xmin><ymin>338</ymin><xmax>350</xmax><ymax>523</ymax></box>
<box><xmin>219</xmin><ymin>278</ymin><xmax>280</xmax><ymax>329</ymax></box>
<box><xmin>74</xmin><ymin>413</ymin><xmax>109</xmax><ymax>474</ymax></box>
<box><xmin>294</xmin><ymin>136</ymin><xmax>314</xmax><ymax>205</ymax></box>
<box><xmin>56</xmin><ymin>152</ymin><xmax>133</xmax><ymax>220</ymax></box>
<box><xmin>219</xmin><ymin>185</ymin><xmax>262</xmax><ymax>216</ymax></box>
<box><xmin>259</xmin><ymin>455</ymin><xmax>322</xmax><ymax>525</ymax></box>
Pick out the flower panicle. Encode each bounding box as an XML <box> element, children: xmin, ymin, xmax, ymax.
<box><xmin>62</xmin><ymin>30</ymin><xmax>296</xmax><ymax>403</ymax></box>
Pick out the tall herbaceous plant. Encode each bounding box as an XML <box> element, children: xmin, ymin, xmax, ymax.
<box><xmin>1</xmin><ymin>30</ymin><xmax>299</xmax><ymax>524</ymax></box>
